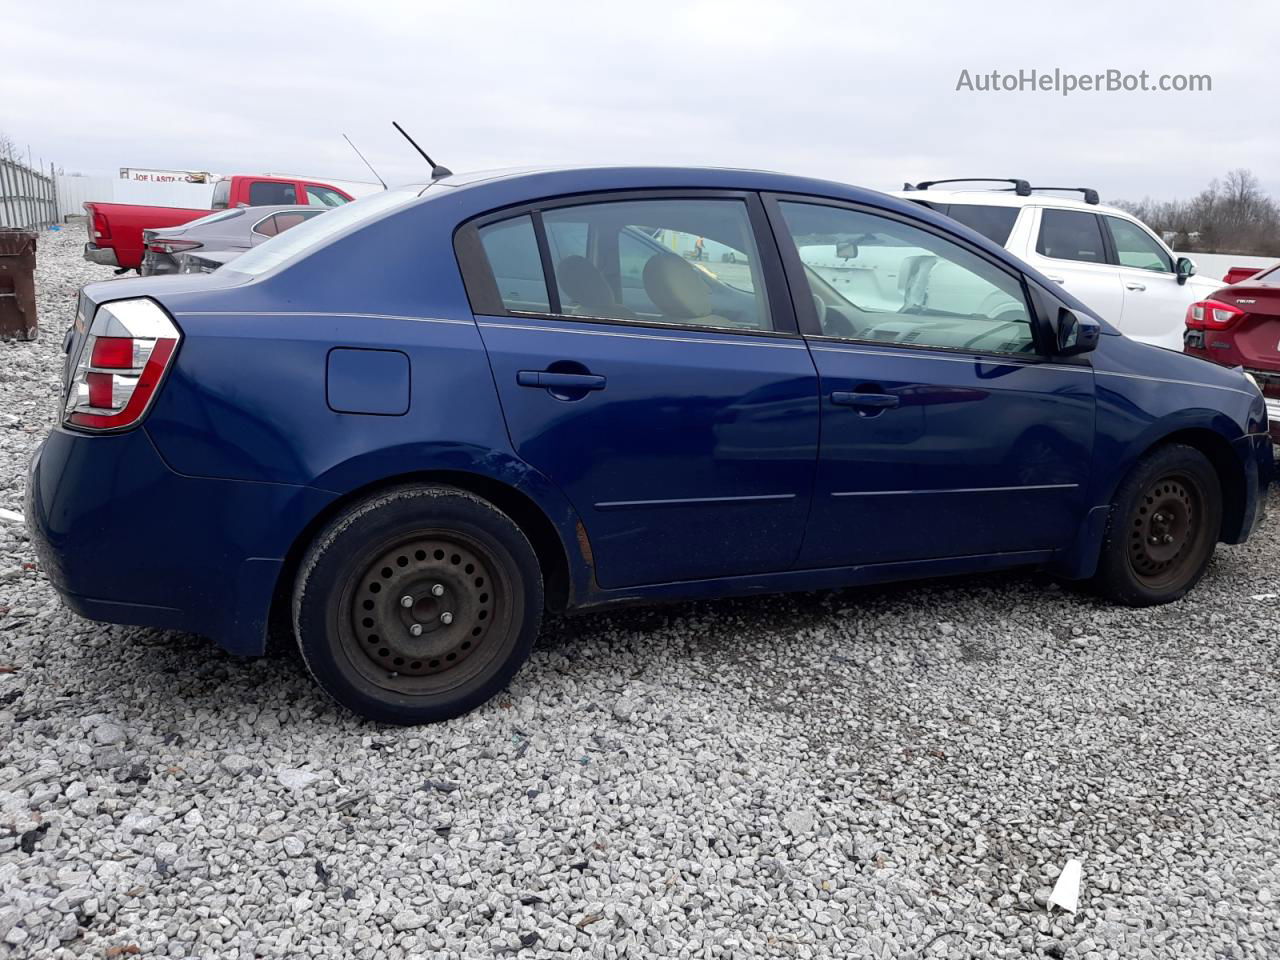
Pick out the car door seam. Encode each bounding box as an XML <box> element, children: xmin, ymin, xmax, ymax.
<box><xmin>809</xmin><ymin>344</ymin><xmax>1093</xmax><ymax>373</ymax></box>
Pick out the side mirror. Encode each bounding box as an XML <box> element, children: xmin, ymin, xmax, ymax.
<box><xmin>1056</xmin><ymin>308</ymin><xmax>1100</xmax><ymax>356</ymax></box>
<box><xmin>1175</xmin><ymin>256</ymin><xmax>1196</xmax><ymax>285</ymax></box>
<box><xmin>835</xmin><ymin>241</ymin><xmax>859</xmax><ymax>259</ymax></box>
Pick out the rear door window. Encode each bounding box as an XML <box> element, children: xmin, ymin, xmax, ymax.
<box><xmin>1036</xmin><ymin>209</ymin><xmax>1107</xmax><ymax>263</ymax></box>
<box><xmin>539</xmin><ymin>198</ymin><xmax>769</xmax><ymax>329</ymax></box>
<box><xmin>248</xmin><ymin>180</ymin><xmax>300</xmax><ymax>206</ymax></box>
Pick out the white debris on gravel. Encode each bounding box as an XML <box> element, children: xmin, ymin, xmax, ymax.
<box><xmin>1</xmin><ymin>228</ymin><xmax>1278</xmax><ymax>959</ymax></box>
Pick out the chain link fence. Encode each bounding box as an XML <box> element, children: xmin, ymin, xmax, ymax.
<box><xmin>0</xmin><ymin>149</ymin><xmax>58</xmax><ymax>230</ymax></box>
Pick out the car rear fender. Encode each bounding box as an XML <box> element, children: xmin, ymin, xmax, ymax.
<box><xmin>271</xmin><ymin>454</ymin><xmax>590</xmax><ymax>633</ymax></box>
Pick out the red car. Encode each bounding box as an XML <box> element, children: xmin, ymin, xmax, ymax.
<box><xmin>1184</xmin><ymin>260</ymin><xmax>1280</xmax><ymax>438</ymax></box>
<box><xmin>84</xmin><ymin>174</ymin><xmax>354</xmax><ymax>273</ymax></box>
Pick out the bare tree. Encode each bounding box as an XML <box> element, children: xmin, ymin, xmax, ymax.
<box><xmin>1114</xmin><ymin>169</ymin><xmax>1280</xmax><ymax>256</ymax></box>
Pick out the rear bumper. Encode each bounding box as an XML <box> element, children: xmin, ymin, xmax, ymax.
<box><xmin>25</xmin><ymin>428</ymin><xmax>335</xmax><ymax>655</ymax></box>
<box><xmin>83</xmin><ymin>242</ymin><xmax>119</xmax><ymax>267</ymax></box>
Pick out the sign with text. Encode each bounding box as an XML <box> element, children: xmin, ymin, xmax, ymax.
<box><xmin>119</xmin><ymin>168</ymin><xmax>214</xmax><ymax>185</ymax></box>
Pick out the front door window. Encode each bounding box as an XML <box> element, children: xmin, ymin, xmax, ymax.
<box><xmin>1104</xmin><ymin>216</ymin><xmax>1174</xmax><ymax>273</ymax></box>
<box><xmin>778</xmin><ymin>201</ymin><xmax>1035</xmax><ymax>354</ymax></box>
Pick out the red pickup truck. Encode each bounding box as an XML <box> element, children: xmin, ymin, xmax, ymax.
<box><xmin>84</xmin><ymin>174</ymin><xmax>354</xmax><ymax>272</ymax></box>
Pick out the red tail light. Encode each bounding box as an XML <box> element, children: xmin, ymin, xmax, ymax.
<box><xmin>64</xmin><ymin>299</ymin><xmax>181</xmax><ymax>432</ymax></box>
<box><xmin>87</xmin><ymin>206</ymin><xmax>111</xmax><ymax>240</ymax></box>
<box><xmin>1185</xmin><ymin>299</ymin><xmax>1245</xmax><ymax>331</ymax></box>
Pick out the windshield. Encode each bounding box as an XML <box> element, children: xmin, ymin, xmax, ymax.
<box><xmin>226</xmin><ymin>188</ymin><xmax>419</xmax><ymax>277</ymax></box>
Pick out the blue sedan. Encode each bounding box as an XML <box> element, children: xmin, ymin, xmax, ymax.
<box><xmin>27</xmin><ymin>167</ymin><xmax>1273</xmax><ymax>723</ymax></box>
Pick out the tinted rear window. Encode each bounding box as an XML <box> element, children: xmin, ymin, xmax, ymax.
<box><xmin>941</xmin><ymin>204</ymin><xmax>1019</xmax><ymax>246</ymax></box>
<box><xmin>1036</xmin><ymin>209</ymin><xmax>1106</xmax><ymax>263</ymax></box>
<box><xmin>248</xmin><ymin>181</ymin><xmax>298</xmax><ymax>206</ymax></box>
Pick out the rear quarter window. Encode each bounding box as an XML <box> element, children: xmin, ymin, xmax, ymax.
<box><xmin>940</xmin><ymin>204</ymin><xmax>1019</xmax><ymax>246</ymax></box>
<box><xmin>476</xmin><ymin>216</ymin><xmax>551</xmax><ymax>313</ymax></box>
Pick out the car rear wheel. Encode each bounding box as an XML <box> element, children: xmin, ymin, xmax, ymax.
<box><xmin>1091</xmin><ymin>443</ymin><xmax>1221</xmax><ymax>606</ymax></box>
<box><xmin>293</xmin><ymin>485</ymin><xmax>542</xmax><ymax>724</ymax></box>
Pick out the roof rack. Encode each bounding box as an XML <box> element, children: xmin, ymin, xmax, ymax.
<box><xmin>1029</xmin><ymin>186</ymin><xmax>1100</xmax><ymax>205</ymax></box>
<box><xmin>903</xmin><ymin>178</ymin><xmax>1100</xmax><ymax>205</ymax></box>
<box><xmin>904</xmin><ymin>178</ymin><xmax>1032</xmax><ymax>196</ymax></box>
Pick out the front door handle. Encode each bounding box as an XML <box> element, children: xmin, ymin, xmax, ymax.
<box><xmin>516</xmin><ymin>370</ymin><xmax>607</xmax><ymax>391</ymax></box>
<box><xmin>1125</xmin><ymin>281</ymin><xmax>1147</xmax><ymax>292</ymax></box>
<box><xmin>1046</xmin><ymin>275</ymin><xmax>1066</xmax><ymax>284</ymax></box>
<box><xmin>831</xmin><ymin>391</ymin><xmax>899</xmax><ymax>409</ymax></box>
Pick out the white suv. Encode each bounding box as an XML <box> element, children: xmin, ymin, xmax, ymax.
<box><xmin>892</xmin><ymin>179</ymin><xmax>1223</xmax><ymax>350</ymax></box>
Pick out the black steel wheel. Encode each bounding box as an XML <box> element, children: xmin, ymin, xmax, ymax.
<box><xmin>1092</xmin><ymin>443</ymin><xmax>1221</xmax><ymax>606</ymax></box>
<box><xmin>1126</xmin><ymin>476</ymin><xmax>1201</xmax><ymax>589</ymax></box>
<box><xmin>294</xmin><ymin>485</ymin><xmax>542</xmax><ymax>723</ymax></box>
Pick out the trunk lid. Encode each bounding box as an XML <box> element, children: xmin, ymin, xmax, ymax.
<box><xmin>1217</xmin><ymin>281</ymin><xmax>1280</xmax><ymax>373</ymax></box>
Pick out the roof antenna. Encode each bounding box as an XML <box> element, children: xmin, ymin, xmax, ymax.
<box><xmin>392</xmin><ymin>121</ymin><xmax>452</xmax><ymax>180</ymax></box>
<box><xmin>343</xmin><ymin>134</ymin><xmax>387</xmax><ymax>189</ymax></box>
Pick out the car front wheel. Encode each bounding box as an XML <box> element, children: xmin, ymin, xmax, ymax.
<box><xmin>293</xmin><ymin>485</ymin><xmax>542</xmax><ymax>724</ymax></box>
<box><xmin>1092</xmin><ymin>443</ymin><xmax>1222</xmax><ymax>606</ymax></box>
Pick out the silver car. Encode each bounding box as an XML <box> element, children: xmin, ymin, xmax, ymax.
<box><xmin>140</xmin><ymin>205</ymin><xmax>328</xmax><ymax>276</ymax></box>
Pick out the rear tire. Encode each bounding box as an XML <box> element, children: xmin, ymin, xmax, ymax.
<box><xmin>293</xmin><ymin>485</ymin><xmax>542</xmax><ymax>724</ymax></box>
<box><xmin>1091</xmin><ymin>443</ymin><xmax>1221</xmax><ymax>606</ymax></box>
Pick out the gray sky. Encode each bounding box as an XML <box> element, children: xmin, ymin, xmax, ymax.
<box><xmin>4</xmin><ymin>0</ymin><xmax>1276</xmax><ymax>204</ymax></box>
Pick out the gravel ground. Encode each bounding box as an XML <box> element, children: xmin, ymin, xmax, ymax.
<box><xmin>1</xmin><ymin>228</ymin><xmax>1278</xmax><ymax>959</ymax></box>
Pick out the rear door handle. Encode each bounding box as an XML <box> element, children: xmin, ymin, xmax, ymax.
<box><xmin>516</xmin><ymin>370</ymin><xmax>607</xmax><ymax>391</ymax></box>
<box><xmin>831</xmin><ymin>391</ymin><xmax>899</xmax><ymax>409</ymax></box>
<box><xmin>1046</xmin><ymin>275</ymin><xmax>1066</xmax><ymax>284</ymax></box>
<box><xmin>1125</xmin><ymin>281</ymin><xmax>1147</xmax><ymax>292</ymax></box>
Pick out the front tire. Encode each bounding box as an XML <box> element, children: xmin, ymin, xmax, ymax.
<box><xmin>293</xmin><ymin>485</ymin><xmax>542</xmax><ymax>724</ymax></box>
<box><xmin>1091</xmin><ymin>443</ymin><xmax>1221</xmax><ymax>606</ymax></box>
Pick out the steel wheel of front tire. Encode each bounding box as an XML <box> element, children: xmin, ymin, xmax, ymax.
<box><xmin>293</xmin><ymin>485</ymin><xmax>542</xmax><ymax>724</ymax></box>
<box><xmin>1091</xmin><ymin>443</ymin><xmax>1222</xmax><ymax>606</ymax></box>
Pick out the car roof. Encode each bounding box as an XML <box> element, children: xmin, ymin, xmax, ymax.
<box><xmin>413</xmin><ymin>164</ymin><xmax>897</xmax><ymax>205</ymax></box>
<box><xmin>889</xmin><ymin>187</ymin><xmax>1132</xmax><ymax>217</ymax></box>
